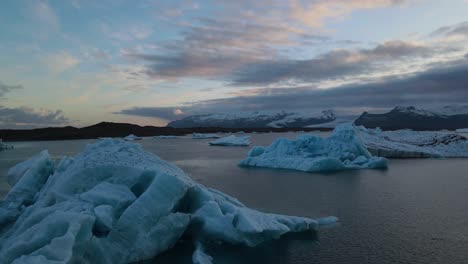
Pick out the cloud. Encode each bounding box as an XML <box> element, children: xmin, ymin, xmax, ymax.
<box><xmin>431</xmin><ymin>21</ymin><xmax>468</xmax><ymax>38</ymax></box>
<box><xmin>124</xmin><ymin>0</ymin><xmax>409</xmax><ymax>82</ymax></box>
<box><xmin>0</xmin><ymin>82</ymin><xmax>23</xmax><ymax>98</ymax></box>
<box><xmin>115</xmin><ymin>106</ymin><xmax>188</xmax><ymax>121</ymax></box>
<box><xmin>44</xmin><ymin>51</ymin><xmax>80</xmax><ymax>74</ymax></box>
<box><xmin>116</xmin><ymin>59</ymin><xmax>468</xmax><ymax>122</ymax></box>
<box><xmin>0</xmin><ymin>106</ymin><xmax>70</xmax><ymax>129</ymax></box>
<box><xmin>288</xmin><ymin>0</ymin><xmax>408</xmax><ymax>28</ymax></box>
<box><xmin>30</xmin><ymin>1</ymin><xmax>60</xmax><ymax>30</ymax></box>
<box><xmin>231</xmin><ymin>40</ymin><xmax>433</xmax><ymax>85</ymax></box>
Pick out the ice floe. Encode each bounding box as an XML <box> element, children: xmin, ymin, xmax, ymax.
<box><xmin>124</xmin><ymin>134</ymin><xmax>142</xmax><ymax>141</ymax></box>
<box><xmin>209</xmin><ymin>135</ymin><xmax>250</xmax><ymax>147</ymax></box>
<box><xmin>0</xmin><ymin>139</ymin><xmax>336</xmax><ymax>263</ymax></box>
<box><xmin>154</xmin><ymin>135</ymin><xmax>179</xmax><ymax>139</ymax></box>
<box><xmin>455</xmin><ymin>128</ymin><xmax>468</xmax><ymax>133</ymax></box>
<box><xmin>240</xmin><ymin>124</ymin><xmax>387</xmax><ymax>172</ymax></box>
<box><xmin>357</xmin><ymin>126</ymin><xmax>468</xmax><ymax>158</ymax></box>
<box><xmin>192</xmin><ymin>133</ymin><xmax>220</xmax><ymax>139</ymax></box>
<box><xmin>0</xmin><ymin>142</ymin><xmax>13</xmax><ymax>151</ymax></box>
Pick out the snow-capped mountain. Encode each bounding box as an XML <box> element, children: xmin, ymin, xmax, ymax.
<box><xmin>355</xmin><ymin>106</ymin><xmax>468</xmax><ymax>130</ymax></box>
<box><xmin>168</xmin><ymin>110</ymin><xmax>336</xmax><ymax>128</ymax></box>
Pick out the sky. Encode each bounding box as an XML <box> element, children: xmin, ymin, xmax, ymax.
<box><xmin>1</xmin><ymin>0</ymin><xmax>468</xmax><ymax>128</ymax></box>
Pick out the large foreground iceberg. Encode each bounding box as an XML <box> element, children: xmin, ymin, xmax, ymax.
<box><xmin>209</xmin><ymin>135</ymin><xmax>250</xmax><ymax>147</ymax></box>
<box><xmin>0</xmin><ymin>140</ymin><xmax>336</xmax><ymax>264</ymax></box>
<box><xmin>357</xmin><ymin>126</ymin><xmax>468</xmax><ymax>158</ymax></box>
<box><xmin>240</xmin><ymin>124</ymin><xmax>387</xmax><ymax>172</ymax></box>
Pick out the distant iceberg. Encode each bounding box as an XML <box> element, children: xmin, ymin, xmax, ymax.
<box><xmin>0</xmin><ymin>141</ymin><xmax>13</xmax><ymax>151</ymax></box>
<box><xmin>357</xmin><ymin>126</ymin><xmax>468</xmax><ymax>158</ymax></box>
<box><xmin>209</xmin><ymin>135</ymin><xmax>250</xmax><ymax>146</ymax></box>
<box><xmin>192</xmin><ymin>133</ymin><xmax>220</xmax><ymax>139</ymax></box>
<box><xmin>124</xmin><ymin>134</ymin><xmax>142</xmax><ymax>141</ymax></box>
<box><xmin>240</xmin><ymin>124</ymin><xmax>387</xmax><ymax>172</ymax></box>
<box><xmin>0</xmin><ymin>139</ymin><xmax>336</xmax><ymax>263</ymax></box>
<box><xmin>456</xmin><ymin>128</ymin><xmax>468</xmax><ymax>133</ymax></box>
<box><xmin>154</xmin><ymin>135</ymin><xmax>179</xmax><ymax>139</ymax></box>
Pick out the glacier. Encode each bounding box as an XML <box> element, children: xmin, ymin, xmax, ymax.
<box><xmin>357</xmin><ymin>126</ymin><xmax>468</xmax><ymax>158</ymax></box>
<box><xmin>192</xmin><ymin>133</ymin><xmax>221</xmax><ymax>139</ymax></box>
<box><xmin>239</xmin><ymin>124</ymin><xmax>387</xmax><ymax>172</ymax></box>
<box><xmin>209</xmin><ymin>135</ymin><xmax>250</xmax><ymax>147</ymax></box>
<box><xmin>124</xmin><ymin>134</ymin><xmax>142</xmax><ymax>141</ymax></box>
<box><xmin>0</xmin><ymin>139</ymin><xmax>337</xmax><ymax>264</ymax></box>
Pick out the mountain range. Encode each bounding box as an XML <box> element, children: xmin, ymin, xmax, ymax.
<box><xmin>168</xmin><ymin>110</ymin><xmax>336</xmax><ymax>128</ymax></box>
<box><xmin>355</xmin><ymin>106</ymin><xmax>468</xmax><ymax>130</ymax></box>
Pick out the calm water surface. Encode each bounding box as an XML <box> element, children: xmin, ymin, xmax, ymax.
<box><xmin>1</xmin><ymin>132</ymin><xmax>467</xmax><ymax>264</ymax></box>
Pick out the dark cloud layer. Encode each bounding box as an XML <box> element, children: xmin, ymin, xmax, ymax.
<box><xmin>431</xmin><ymin>21</ymin><xmax>468</xmax><ymax>38</ymax></box>
<box><xmin>117</xmin><ymin>59</ymin><xmax>468</xmax><ymax>122</ymax></box>
<box><xmin>231</xmin><ymin>41</ymin><xmax>433</xmax><ymax>85</ymax></box>
<box><xmin>0</xmin><ymin>106</ymin><xmax>70</xmax><ymax>129</ymax></box>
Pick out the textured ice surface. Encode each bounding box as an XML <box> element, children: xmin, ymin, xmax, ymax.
<box><xmin>209</xmin><ymin>135</ymin><xmax>250</xmax><ymax>146</ymax></box>
<box><xmin>192</xmin><ymin>133</ymin><xmax>220</xmax><ymax>139</ymax></box>
<box><xmin>0</xmin><ymin>139</ymin><xmax>334</xmax><ymax>264</ymax></box>
<box><xmin>124</xmin><ymin>134</ymin><xmax>142</xmax><ymax>141</ymax></box>
<box><xmin>240</xmin><ymin>124</ymin><xmax>387</xmax><ymax>172</ymax></box>
<box><xmin>358</xmin><ymin>126</ymin><xmax>468</xmax><ymax>158</ymax></box>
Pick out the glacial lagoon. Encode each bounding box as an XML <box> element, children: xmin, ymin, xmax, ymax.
<box><xmin>1</xmin><ymin>132</ymin><xmax>467</xmax><ymax>264</ymax></box>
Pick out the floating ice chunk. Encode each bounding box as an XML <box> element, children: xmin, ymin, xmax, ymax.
<box><xmin>0</xmin><ymin>139</ymin><xmax>333</xmax><ymax>263</ymax></box>
<box><xmin>192</xmin><ymin>133</ymin><xmax>220</xmax><ymax>139</ymax></box>
<box><xmin>124</xmin><ymin>134</ymin><xmax>142</xmax><ymax>141</ymax></box>
<box><xmin>154</xmin><ymin>135</ymin><xmax>179</xmax><ymax>139</ymax></box>
<box><xmin>0</xmin><ymin>141</ymin><xmax>13</xmax><ymax>151</ymax></box>
<box><xmin>192</xmin><ymin>242</ymin><xmax>213</xmax><ymax>264</ymax></box>
<box><xmin>240</xmin><ymin>124</ymin><xmax>387</xmax><ymax>172</ymax></box>
<box><xmin>456</xmin><ymin>128</ymin><xmax>468</xmax><ymax>133</ymax></box>
<box><xmin>209</xmin><ymin>135</ymin><xmax>250</xmax><ymax>146</ymax></box>
<box><xmin>357</xmin><ymin>126</ymin><xmax>468</xmax><ymax>158</ymax></box>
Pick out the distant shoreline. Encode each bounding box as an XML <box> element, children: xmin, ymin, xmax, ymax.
<box><xmin>0</xmin><ymin>122</ymin><xmax>333</xmax><ymax>142</ymax></box>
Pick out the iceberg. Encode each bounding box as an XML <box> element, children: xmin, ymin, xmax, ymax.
<box><xmin>456</xmin><ymin>128</ymin><xmax>468</xmax><ymax>133</ymax></box>
<box><xmin>0</xmin><ymin>139</ymin><xmax>336</xmax><ymax>264</ymax></box>
<box><xmin>209</xmin><ymin>135</ymin><xmax>250</xmax><ymax>147</ymax></box>
<box><xmin>0</xmin><ymin>140</ymin><xmax>13</xmax><ymax>151</ymax></box>
<box><xmin>124</xmin><ymin>134</ymin><xmax>142</xmax><ymax>141</ymax></box>
<box><xmin>153</xmin><ymin>135</ymin><xmax>179</xmax><ymax>139</ymax></box>
<box><xmin>192</xmin><ymin>133</ymin><xmax>220</xmax><ymax>139</ymax></box>
<box><xmin>239</xmin><ymin>124</ymin><xmax>387</xmax><ymax>172</ymax></box>
<box><xmin>357</xmin><ymin>126</ymin><xmax>468</xmax><ymax>158</ymax></box>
